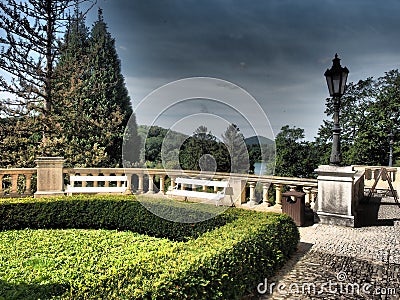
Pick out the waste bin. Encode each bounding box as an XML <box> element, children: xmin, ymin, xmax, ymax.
<box><xmin>282</xmin><ymin>190</ymin><xmax>305</xmax><ymax>226</ymax></box>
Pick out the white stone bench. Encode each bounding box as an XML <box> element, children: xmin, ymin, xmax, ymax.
<box><xmin>65</xmin><ymin>175</ymin><xmax>128</xmax><ymax>196</ymax></box>
<box><xmin>166</xmin><ymin>177</ymin><xmax>233</xmax><ymax>206</ymax></box>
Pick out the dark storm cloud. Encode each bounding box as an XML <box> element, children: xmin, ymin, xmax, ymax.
<box><xmin>94</xmin><ymin>0</ymin><xmax>400</xmax><ymax>139</ymax></box>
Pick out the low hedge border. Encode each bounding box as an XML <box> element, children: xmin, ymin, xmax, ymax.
<box><xmin>0</xmin><ymin>195</ymin><xmax>234</xmax><ymax>241</ymax></box>
<box><xmin>0</xmin><ymin>195</ymin><xmax>299</xmax><ymax>299</ymax></box>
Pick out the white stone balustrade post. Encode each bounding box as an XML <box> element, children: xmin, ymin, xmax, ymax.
<box><xmin>137</xmin><ymin>173</ymin><xmax>144</xmax><ymax>194</ymax></box>
<box><xmin>158</xmin><ymin>175</ymin><xmax>165</xmax><ymax>194</ymax></box>
<box><xmin>262</xmin><ymin>182</ymin><xmax>270</xmax><ymax>205</ymax></box>
<box><xmin>0</xmin><ymin>174</ymin><xmax>3</xmax><ymax>195</ymax></box>
<box><xmin>249</xmin><ymin>182</ymin><xmax>256</xmax><ymax>204</ymax></box>
<box><xmin>147</xmin><ymin>175</ymin><xmax>154</xmax><ymax>194</ymax></box>
<box><xmin>24</xmin><ymin>174</ymin><xmax>32</xmax><ymax>195</ymax></box>
<box><xmin>170</xmin><ymin>177</ymin><xmax>176</xmax><ymax>189</ymax></box>
<box><xmin>303</xmin><ymin>186</ymin><xmax>312</xmax><ymax>206</ymax></box>
<box><xmin>275</xmin><ymin>183</ymin><xmax>282</xmax><ymax>207</ymax></box>
<box><xmin>10</xmin><ymin>174</ymin><xmax>18</xmax><ymax>196</ymax></box>
<box><xmin>103</xmin><ymin>173</ymin><xmax>110</xmax><ymax>187</ymax></box>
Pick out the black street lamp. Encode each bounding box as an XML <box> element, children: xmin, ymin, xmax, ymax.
<box><xmin>388</xmin><ymin>131</ymin><xmax>394</xmax><ymax>167</ymax></box>
<box><xmin>324</xmin><ymin>54</ymin><xmax>349</xmax><ymax>166</ymax></box>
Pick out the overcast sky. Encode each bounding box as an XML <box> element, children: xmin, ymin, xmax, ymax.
<box><xmin>89</xmin><ymin>0</ymin><xmax>400</xmax><ymax>140</ymax></box>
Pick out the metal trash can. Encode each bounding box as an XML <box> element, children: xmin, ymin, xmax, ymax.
<box><xmin>282</xmin><ymin>190</ymin><xmax>305</xmax><ymax>226</ymax></box>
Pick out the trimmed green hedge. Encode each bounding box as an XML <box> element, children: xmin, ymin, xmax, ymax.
<box><xmin>0</xmin><ymin>195</ymin><xmax>233</xmax><ymax>241</ymax></box>
<box><xmin>0</xmin><ymin>195</ymin><xmax>299</xmax><ymax>299</ymax></box>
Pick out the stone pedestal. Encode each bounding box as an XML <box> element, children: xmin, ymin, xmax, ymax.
<box><xmin>315</xmin><ymin>165</ymin><xmax>358</xmax><ymax>227</ymax></box>
<box><xmin>228</xmin><ymin>178</ymin><xmax>246</xmax><ymax>207</ymax></box>
<box><xmin>34</xmin><ymin>157</ymin><xmax>65</xmax><ymax>198</ymax></box>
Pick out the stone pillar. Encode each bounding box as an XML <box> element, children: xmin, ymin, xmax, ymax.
<box><xmin>137</xmin><ymin>173</ymin><xmax>144</xmax><ymax>194</ymax></box>
<box><xmin>262</xmin><ymin>182</ymin><xmax>271</xmax><ymax>206</ymax></box>
<box><xmin>229</xmin><ymin>177</ymin><xmax>246</xmax><ymax>207</ymax></box>
<box><xmin>214</xmin><ymin>183</ymin><xmax>218</xmax><ymax>193</ymax></box>
<box><xmin>303</xmin><ymin>186</ymin><xmax>312</xmax><ymax>205</ymax></box>
<box><xmin>315</xmin><ymin>165</ymin><xmax>358</xmax><ymax>227</ymax></box>
<box><xmin>10</xmin><ymin>174</ymin><xmax>18</xmax><ymax>197</ymax></box>
<box><xmin>103</xmin><ymin>173</ymin><xmax>110</xmax><ymax>187</ymax></box>
<box><xmin>170</xmin><ymin>177</ymin><xmax>176</xmax><ymax>189</ymax></box>
<box><xmin>125</xmin><ymin>173</ymin><xmax>133</xmax><ymax>195</ymax></box>
<box><xmin>147</xmin><ymin>175</ymin><xmax>154</xmax><ymax>194</ymax></box>
<box><xmin>24</xmin><ymin>174</ymin><xmax>33</xmax><ymax>196</ymax></box>
<box><xmin>248</xmin><ymin>182</ymin><xmax>256</xmax><ymax>205</ymax></box>
<box><xmin>274</xmin><ymin>183</ymin><xmax>283</xmax><ymax>207</ymax></box>
<box><xmin>34</xmin><ymin>157</ymin><xmax>65</xmax><ymax>198</ymax></box>
<box><xmin>0</xmin><ymin>175</ymin><xmax>3</xmax><ymax>195</ymax></box>
<box><xmin>158</xmin><ymin>175</ymin><xmax>165</xmax><ymax>194</ymax></box>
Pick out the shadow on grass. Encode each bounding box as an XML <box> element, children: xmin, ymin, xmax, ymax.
<box><xmin>0</xmin><ymin>279</ymin><xmax>68</xmax><ymax>300</ymax></box>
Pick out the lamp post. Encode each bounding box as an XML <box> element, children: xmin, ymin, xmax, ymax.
<box><xmin>388</xmin><ymin>131</ymin><xmax>394</xmax><ymax>167</ymax></box>
<box><xmin>324</xmin><ymin>54</ymin><xmax>349</xmax><ymax>166</ymax></box>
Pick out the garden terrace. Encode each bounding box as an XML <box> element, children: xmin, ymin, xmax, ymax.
<box><xmin>0</xmin><ymin>195</ymin><xmax>299</xmax><ymax>299</ymax></box>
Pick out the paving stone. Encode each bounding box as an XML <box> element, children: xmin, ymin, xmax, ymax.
<box><xmin>246</xmin><ymin>197</ymin><xmax>400</xmax><ymax>300</ymax></box>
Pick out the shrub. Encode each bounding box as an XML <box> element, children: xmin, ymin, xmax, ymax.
<box><xmin>0</xmin><ymin>195</ymin><xmax>233</xmax><ymax>241</ymax></box>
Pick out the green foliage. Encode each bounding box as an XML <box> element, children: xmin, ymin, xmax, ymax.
<box><xmin>0</xmin><ymin>195</ymin><xmax>299</xmax><ymax>299</ymax></box>
<box><xmin>0</xmin><ymin>195</ymin><xmax>232</xmax><ymax>241</ymax></box>
<box><xmin>275</xmin><ymin>125</ymin><xmax>319</xmax><ymax>178</ymax></box>
<box><xmin>51</xmin><ymin>8</ymin><xmax>136</xmax><ymax>167</ymax></box>
<box><xmin>318</xmin><ymin>70</ymin><xmax>400</xmax><ymax>166</ymax></box>
<box><xmin>222</xmin><ymin>124</ymin><xmax>249</xmax><ymax>173</ymax></box>
<box><xmin>0</xmin><ymin>5</ymin><xmax>138</xmax><ymax>168</ymax></box>
<box><xmin>0</xmin><ymin>0</ymin><xmax>97</xmax><ymax>167</ymax></box>
<box><xmin>179</xmin><ymin>126</ymin><xmax>231</xmax><ymax>172</ymax></box>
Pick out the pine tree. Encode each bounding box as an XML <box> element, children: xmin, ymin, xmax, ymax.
<box><xmin>0</xmin><ymin>0</ymin><xmax>95</xmax><ymax>166</ymax></box>
<box><xmin>52</xmin><ymin>7</ymin><xmax>139</xmax><ymax>167</ymax></box>
<box><xmin>222</xmin><ymin>124</ymin><xmax>249</xmax><ymax>174</ymax></box>
<box><xmin>86</xmin><ymin>8</ymin><xmax>137</xmax><ymax>166</ymax></box>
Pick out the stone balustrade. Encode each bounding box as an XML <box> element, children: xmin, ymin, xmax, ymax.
<box><xmin>0</xmin><ymin>164</ymin><xmax>319</xmax><ymax>208</ymax></box>
<box><xmin>0</xmin><ymin>168</ymin><xmax>36</xmax><ymax>197</ymax></box>
<box><xmin>62</xmin><ymin>167</ymin><xmax>318</xmax><ymax>207</ymax></box>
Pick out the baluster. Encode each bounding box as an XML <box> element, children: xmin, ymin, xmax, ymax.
<box><xmin>92</xmin><ymin>172</ymin><xmax>99</xmax><ymax>187</ymax></box>
<box><xmin>170</xmin><ymin>176</ymin><xmax>176</xmax><ymax>189</ymax></box>
<box><xmin>310</xmin><ymin>188</ymin><xmax>318</xmax><ymax>210</ymax></box>
<box><xmin>147</xmin><ymin>175</ymin><xmax>154</xmax><ymax>194</ymax></box>
<box><xmin>303</xmin><ymin>186</ymin><xmax>312</xmax><ymax>206</ymax></box>
<box><xmin>103</xmin><ymin>173</ymin><xmax>110</xmax><ymax>187</ymax></box>
<box><xmin>248</xmin><ymin>182</ymin><xmax>256</xmax><ymax>204</ymax></box>
<box><xmin>0</xmin><ymin>174</ymin><xmax>3</xmax><ymax>195</ymax></box>
<box><xmin>137</xmin><ymin>173</ymin><xmax>144</xmax><ymax>194</ymax></box>
<box><xmin>24</xmin><ymin>173</ymin><xmax>32</xmax><ymax>195</ymax></box>
<box><xmin>262</xmin><ymin>182</ymin><xmax>270</xmax><ymax>206</ymax></box>
<box><xmin>158</xmin><ymin>175</ymin><xmax>165</xmax><ymax>194</ymax></box>
<box><xmin>125</xmin><ymin>173</ymin><xmax>133</xmax><ymax>194</ymax></box>
<box><xmin>274</xmin><ymin>183</ymin><xmax>282</xmax><ymax>207</ymax></box>
<box><xmin>11</xmin><ymin>174</ymin><xmax>19</xmax><ymax>196</ymax></box>
<box><xmin>81</xmin><ymin>173</ymin><xmax>87</xmax><ymax>188</ymax></box>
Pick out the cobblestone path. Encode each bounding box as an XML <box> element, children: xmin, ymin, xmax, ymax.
<box><xmin>251</xmin><ymin>197</ymin><xmax>400</xmax><ymax>300</ymax></box>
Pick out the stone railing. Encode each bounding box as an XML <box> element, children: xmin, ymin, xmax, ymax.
<box><xmin>0</xmin><ymin>168</ymin><xmax>37</xmax><ymax>197</ymax></box>
<box><xmin>0</xmin><ymin>161</ymin><xmax>318</xmax><ymax>208</ymax></box>
<box><xmin>64</xmin><ymin>167</ymin><xmax>318</xmax><ymax>208</ymax></box>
